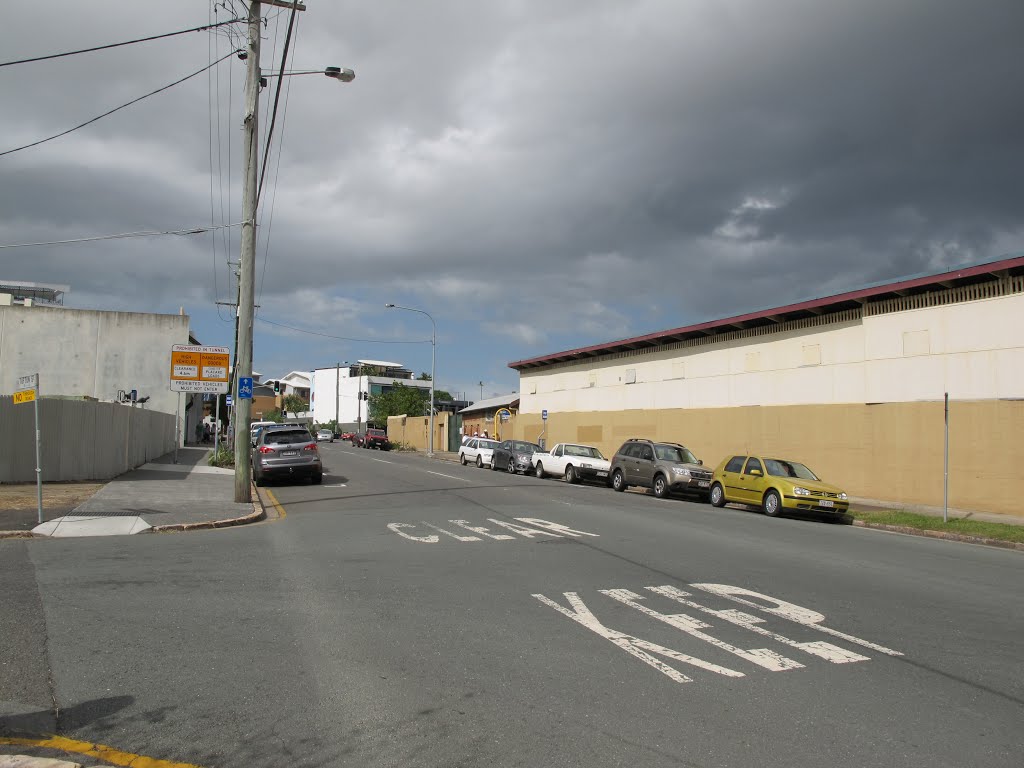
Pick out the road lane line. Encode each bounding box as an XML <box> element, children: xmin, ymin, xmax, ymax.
<box><xmin>425</xmin><ymin>470</ymin><xmax>473</xmax><ymax>482</ymax></box>
<box><xmin>0</xmin><ymin>734</ymin><xmax>203</xmax><ymax>768</ymax></box>
<box><xmin>263</xmin><ymin>487</ymin><xmax>286</xmax><ymax>520</ymax></box>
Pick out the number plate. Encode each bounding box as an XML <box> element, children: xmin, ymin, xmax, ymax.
<box><xmin>819</xmin><ymin>500</ymin><xmax>834</xmax><ymax>508</ymax></box>
<box><xmin>282</xmin><ymin>450</ymin><xmax>297</xmax><ymax>457</ymax></box>
<box><xmin>698</xmin><ymin>480</ymin><xmax>710</xmax><ymax>488</ymax></box>
<box><xmin>597</xmin><ymin>471</ymin><xmax>608</xmax><ymax>477</ymax></box>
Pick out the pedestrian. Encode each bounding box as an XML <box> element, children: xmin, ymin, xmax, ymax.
<box><xmin>194</xmin><ymin>422</ymin><xmax>203</xmax><ymax>444</ymax></box>
<box><xmin>202</xmin><ymin>423</ymin><xmax>210</xmax><ymax>444</ymax></box>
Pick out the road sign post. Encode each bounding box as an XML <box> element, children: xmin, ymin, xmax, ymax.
<box><xmin>170</xmin><ymin>345</ymin><xmax>230</xmax><ymax>464</ymax></box>
<box><xmin>16</xmin><ymin>373</ymin><xmax>42</xmax><ymax>524</ymax></box>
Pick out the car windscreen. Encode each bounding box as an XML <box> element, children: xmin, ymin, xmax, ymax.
<box><xmin>512</xmin><ymin>442</ymin><xmax>537</xmax><ymax>452</ymax></box>
<box><xmin>368</xmin><ymin>430</ymin><xmax>386</xmax><ymax>437</ymax></box>
<box><xmin>655</xmin><ymin>445</ymin><xmax>697</xmax><ymax>464</ymax></box>
<box><xmin>264</xmin><ymin>429</ymin><xmax>311</xmax><ymax>445</ymax></box>
<box><xmin>479</xmin><ymin>440</ymin><xmax>499</xmax><ymax>449</ymax></box>
<box><xmin>566</xmin><ymin>445</ymin><xmax>603</xmax><ymax>459</ymax></box>
<box><xmin>765</xmin><ymin>459</ymin><xmax>819</xmax><ymax>481</ymax></box>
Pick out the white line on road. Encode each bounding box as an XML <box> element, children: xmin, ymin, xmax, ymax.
<box><xmin>425</xmin><ymin>470</ymin><xmax>473</xmax><ymax>482</ymax></box>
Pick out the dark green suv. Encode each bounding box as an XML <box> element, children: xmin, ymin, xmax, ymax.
<box><xmin>609</xmin><ymin>438</ymin><xmax>712</xmax><ymax>499</ymax></box>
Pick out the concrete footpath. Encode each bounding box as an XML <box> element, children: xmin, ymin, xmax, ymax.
<box><xmin>0</xmin><ymin>448</ymin><xmax>262</xmax><ymax>538</ymax></box>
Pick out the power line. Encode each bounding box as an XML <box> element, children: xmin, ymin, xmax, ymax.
<box><xmin>0</xmin><ymin>49</ymin><xmax>240</xmax><ymax>158</ymax></box>
<box><xmin>256</xmin><ymin>316</ymin><xmax>431</xmax><ymax>344</ymax></box>
<box><xmin>0</xmin><ymin>18</ymin><xmax>243</xmax><ymax>68</ymax></box>
<box><xmin>0</xmin><ymin>221</ymin><xmax>246</xmax><ymax>249</ymax></box>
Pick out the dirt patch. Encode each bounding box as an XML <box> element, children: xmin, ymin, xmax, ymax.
<box><xmin>0</xmin><ymin>482</ymin><xmax>104</xmax><ymax>531</ymax></box>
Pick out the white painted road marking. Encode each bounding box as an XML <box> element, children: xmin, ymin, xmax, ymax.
<box><xmin>533</xmin><ymin>592</ymin><xmax>745</xmax><ymax>683</ymax></box>
<box><xmin>601</xmin><ymin>589</ymin><xmax>805</xmax><ymax>672</ymax></box>
<box><xmin>534</xmin><ymin>584</ymin><xmax>902</xmax><ymax>685</ymax></box>
<box><xmin>690</xmin><ymin>583</ymin><xmax>903</xmax><ymax>657</ymax></box>
<box><xmin>425</xmin><ymin>470</ymin><xmax>474</xmax><ymax>482</ymax></box>
<box><xmin>386</xmin><ymin>517</ymin><xmax>600</xmax><ymax>543</ymax></box>
<box><xmin>647</xmin><ymin>585</ymin><xmax>870</xmax><ymax>664</ymax></box>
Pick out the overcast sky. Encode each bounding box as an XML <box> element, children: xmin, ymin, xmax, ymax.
<box><xmin>2</xmin><ymin>0</ymin><xmax>1022</xmax><ymax>400</ymax></box>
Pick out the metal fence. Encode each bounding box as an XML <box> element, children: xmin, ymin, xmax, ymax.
<box><xmin>0</xmin><ymin>397</ymin><xmax>176</xmax><ymax>483</ymax></box>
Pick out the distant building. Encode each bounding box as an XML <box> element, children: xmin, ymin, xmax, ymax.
<box><xmin>311</xmin><ymin>359</ymin><xmax>431</xmax><ymax>430</ymax></box>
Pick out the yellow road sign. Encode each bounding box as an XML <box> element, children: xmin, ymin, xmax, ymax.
<box><xmin>13</xmin><ymin>388</ymin><xmax>36</xmax><ymax>404</ymax></box>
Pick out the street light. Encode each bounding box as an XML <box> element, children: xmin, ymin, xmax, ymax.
<box><xmin>385</xmin><ymin>303</ymin><xmax>436</xmax><ymax>457</ymax></box>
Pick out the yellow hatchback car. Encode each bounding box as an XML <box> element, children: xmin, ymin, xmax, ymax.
<box><xmin>709</xmin><ymin>455</ymin><xmax>849</xmax><ymax>517</ymax></box>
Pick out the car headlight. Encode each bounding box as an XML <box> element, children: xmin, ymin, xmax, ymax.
<box><xmin>839</xmin><ymin>492</ymin><xmax>848</xmax><ymax>500</ymax></box>
<box><xmin>672</xmin><ymin>467</ymin><xmax>690</xmax><ymax>476</ymax></box>
<box><xmin>793</xmin><ymin>487</ymin><xmax>812</xmax><ymax>496</ymax></box>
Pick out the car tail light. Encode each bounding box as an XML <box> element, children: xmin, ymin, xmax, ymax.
<box><xmin>303</xmin><ymin>443</ymin><xmax>318</xmax><ymax>452</ymax></box>
<box><xmin>258</xmin><ymin>446</ymin><xmax>274</xmax><ymax>454</ymax></box>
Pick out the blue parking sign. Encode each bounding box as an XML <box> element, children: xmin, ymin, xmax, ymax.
<box><xmin>239</xmin><ymin>377</ymin><xmax>253</xmax><ymax>399</ymax></box>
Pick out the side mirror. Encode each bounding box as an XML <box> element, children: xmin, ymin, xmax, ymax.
<box><xmin>697</xmin><ymin>459</ymin><xmax>703</xmax><ymax>466</ymax></box>
<box><xmin>749</xmin><ymin>468</ymin><xmax>762</xmax><ymax>477</ymax></box>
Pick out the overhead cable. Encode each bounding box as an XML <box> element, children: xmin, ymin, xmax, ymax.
<box><xmin>257</xmin><ymin>316</ymin><xmax>431</xmax><ymax>344</ymax></box>
<box><xmin>0</xmin><ymin>221</ymin><xmax>247</xmax><ymax>249</ymax></box>
<box><xmin>0</xmin><ymin>49</ymin><xmax>241</xmax><ymax>158</ymax></box>
<box><xmin>0</xmin><ymin>18</ymin><xmax>243</xmax><ymax>68</ymax></box>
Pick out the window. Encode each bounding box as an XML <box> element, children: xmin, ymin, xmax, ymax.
<box><xmin>743</xmin><ymin>457</ymin><xmax>763</xmax><ymax>475</ymax></box>
<box><xmin>724</xmin><ymin>456</ymin><xmax>745</xmax><ymax>473</ymax></box>
<box><xmin>553</xmin><ymin>445</ymin><xmax>563</xmax><ymax>457</ymax></box>
<box><xmin>639</xmin><ymin>446</ymin><xmax>654</xmax><ymax>461</ymax></box>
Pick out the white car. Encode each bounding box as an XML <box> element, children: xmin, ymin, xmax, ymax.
<box><xmin>533</xmin><ymin>442</ymin><xmax>611</xmax><ymax>484</ymax></box>
<box><xmin>458</xmin><ymin>438</ymin><xmax>500</xmax><ymax>468</ymax></box>
<box><xmin>316</xmin><ymin>429</ymin><xmax>334</xmax><ymax>443</ymax></box>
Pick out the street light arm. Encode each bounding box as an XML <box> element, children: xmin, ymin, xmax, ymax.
<box><xmin>386</xmin><ymin>303</ymin><xmax>437</xmax><ymax>456</ymax></box>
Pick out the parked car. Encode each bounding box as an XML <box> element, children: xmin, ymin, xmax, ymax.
<box><xmin>251</xmin><ymin>426</ymin><xmax>322</xmax><ymax>486</ymax></box>
<box><xmin>316</xmin><ymin>429</ymin><xmax>334</xmax><ymax>443</ymax></box>
<box><xmin>709</xmin><ymin>455</ymin><xmax>849</xmax><ymax>517</ymax></box>
<box><xmin>340</xmin><ymin>431</ymin><xmax>355</xmax><ymax>441</ymax></box>
<box><xmin>250</xmin><ymin>420</ymin><xmax>279</xmax><ymax>447</ymax></box>
<box><xmin>458</xmin><ymin>438</ymin><xmax>500</xmax><ymax>468</ymax></box>
<box><xmin>533</xmin><ymin>443</ymin><xmax>611</xmax><ymax>484</ymax></box>
<box><xmin>350</xmin><ymin>432</ymin><xmax>365</xmax><ymax>447</ymax></box>
<box><xmin>491</xmin><ymin>440</ymin><xmax>541</xmax><ymax>474</ymax></box>
<box><xmin>362</xmin><ymin>428</ymin><xmax>391</xmax><ymax>450</ymax></box>
<box><xmin>609</xmin><ymin>438</ymin><xmax>712</xmax><ymax>499</ymax></box>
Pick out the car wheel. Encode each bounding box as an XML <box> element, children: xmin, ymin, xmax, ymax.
<box><xmin>490</xmin><ymin>458</ymin><xmax>498</xmax><ymax>471</ymax></box>
<box><xmin>763</xmin><ymin>489</ymin><xmax>782</xmax><ymax>517</ymax></box>
<box><xmin>612</xmin><ymin>469</ymin><xmax>626</xmax><ymax>492</ymax></box>
<box><xmin>535</xmin><ymin>462</ymin><xmax>545</xmax><ymax>478</ymax></box>
<box><xmin>653</xmin><ymin>474</ymin><xmax>668</xmax><ymax>499</ymax></box>
<box><xmin>311</xmin><ymin>472</ymin><xmax>323</xmax><ymax>485</ymax></box>
<box><xmin>460</xmin><ymin>453</ymin><xmax>467</xmax><ymax>466</ymax></box>
<box><xmin>565</xmin><ymin>465</ymin><xmax>578</xmax><ymax>484</ymax></box>
<box><xmin>508</xmin><ymin>458</ymin><xmax>516</xmax><ymax>474</ymax></box>
<box><xmin>476</xmin><ymin>456</ymin><xmax>483</xmax><ymax>468</ymax></box>
<box><xmin>710</xmin><ymin>483</ymin><xmax>726</xmax><ymax>507</ymax></box>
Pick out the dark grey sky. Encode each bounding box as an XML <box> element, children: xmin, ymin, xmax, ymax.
<box><xmin>2</xmin><ymin>0</ymin><xmax>1021</xmax><ymax>397</ymax></box>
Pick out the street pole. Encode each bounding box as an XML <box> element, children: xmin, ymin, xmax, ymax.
<box><xmin>233</xmin><ymin>0</ymin><xmax>261</xmax><ymax>503</ymax></box>
<box><xmin>943</xmin><ymin>391</ymin><xmax>949</xmax><ymax>523</ymax></box>
<box><xmin>34</xmin><ymin>375</ymin><xmax>42</xmax><ymax>525</ymax></box>
<box><xmin>335</xmin><ymin>361</ymin><xmax>340</xmax><ymax>429</ymax></box>
<box><xmin>428</xmin><ymin>319</ymin><xmax>435</xmax><ymax>457</ymax></box>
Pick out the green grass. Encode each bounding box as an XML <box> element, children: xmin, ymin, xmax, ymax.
<box><xmin>849</xmin><ymin>509</ymin><xmax>1024</xmax><ymax>544</ymax></box>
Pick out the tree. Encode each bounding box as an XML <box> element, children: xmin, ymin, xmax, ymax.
<box><xmin>283</xmin><ymin>393</ymin><xmax>307</xmax><ymax>415</ymax></box>
<box><xmin>419</xmin><ymin>372</ymin><xmax>432</xmax><ymax>381</ymax></box>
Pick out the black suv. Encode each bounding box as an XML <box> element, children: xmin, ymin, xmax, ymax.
<box><xmin>609</xmin><ymin>438</ymin><xmax>712</xmax><ymax>499</ymax></box>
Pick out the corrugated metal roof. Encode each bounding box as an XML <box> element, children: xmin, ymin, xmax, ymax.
<box><xmin>509</xmin><ymin>253</ymin><xmax>1024</xmax><ymax>371</ymax></box>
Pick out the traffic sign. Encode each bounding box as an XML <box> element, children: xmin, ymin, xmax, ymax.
<box><xmin>542</xmin><ymin>409</ymin><xmax>548</xmax><ymax>421</ymax></box>
<box><xmin>169</xmin><ymin>344</ymin><xmax>230</xmax><ymax>393</ymax></box>
<box><xmin>16</xmin><ymin>373</ymin><xmax>38</xmax><ymax>390</ymax></box>
<box><xmin>226</xmin><ymin>395</ymin><xmax>233</xmax><ymax>407</ymax></box>
<box><xmin>497</xmin><ymin>408</ymin><xmax>512</xmax><ymax>422</ymax></box>
<box><xmin>238</xmin><ymin>377</ymin><xmax>253</xmax><ymax>399</ymax></box>
<box><xmin>13</xmin><ymin>389</ymin><xmax>36</xmax><ymax>404</ymax></box>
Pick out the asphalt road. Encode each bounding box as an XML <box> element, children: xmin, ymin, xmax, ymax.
<box><xmin>2</xmin><ymin>442</ymin><xmax>1022</xmax><ymax>768</ymax></box>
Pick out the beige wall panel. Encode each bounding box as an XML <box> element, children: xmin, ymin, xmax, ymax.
<box><xmin>513</xmin><ymin>401</ymin><xmax>1021</xmax><ymax>515</ymax></box>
